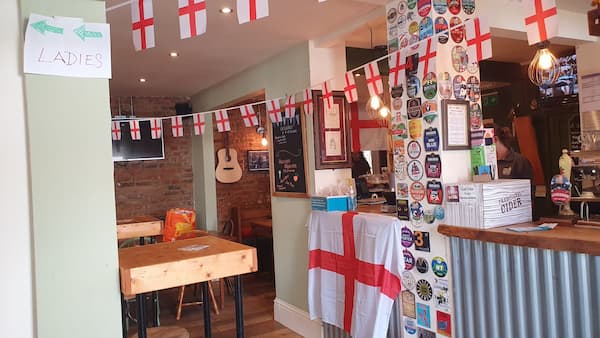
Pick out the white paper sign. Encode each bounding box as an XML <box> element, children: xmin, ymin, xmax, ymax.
<box><xmin>24</xmin><ymin>13</ymin><xmax>112</xmax><ymax>78</ymax></box>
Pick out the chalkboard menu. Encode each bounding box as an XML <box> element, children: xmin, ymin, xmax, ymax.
<box><xmin>269</xmin><ymin>109</ymin><xmax>309</xmax><ymax>197</ymax></box>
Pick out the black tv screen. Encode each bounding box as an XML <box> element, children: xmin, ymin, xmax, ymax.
<box><xmin>539</xmin><ymin>54</ymin><xmax>578</xmax><ymax>99</ymax></box>
<box><xmin>112</xmin><ymin>120</ymin><xmax>165</xmax><ymax>162</ymax></box>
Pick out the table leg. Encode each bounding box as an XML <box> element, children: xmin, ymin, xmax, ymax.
<box><xmin>234</xmin><ymin>275</ymin><xmax>244</xmax><ymax>338</ymax></box>
<box><xmin>151</xmin><ymin>291</ymin><xmax>159</xmax><ymax>327</ymax></box>
<box><xmin>202</xmin><ymin>281</ymin><xmax>212</xmax><ymax>338</ymax></box>
<box><xmin>121</xmin><ymin>294</ymin><xmax>128</xmax><ymax>338</ymax></box>
<box><xmin>136</xmin><ymin>293</ymin><xmax>147</xmax><ymax>338</ymax></box>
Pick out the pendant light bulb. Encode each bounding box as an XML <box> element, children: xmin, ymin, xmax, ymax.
<box><xmin>261</xmin><ymin>136</ymin><xmax>268</xmax><ymax>147</ymax></box>
<box><xmin>368</xmin><ymin>95</ymin><xmax>383</xmax><ymax>110</ymax></box>
<box><xmin>528</xmin><ymin>43</ymin><xmax>560</xmax><ymax>88</ymax></box>
<box><xmin>538</xmin><ymin>49</ymin><xmax>553</xmax><ymax>70</ymax></box>
<box><xmin>378</xmin><ymin>106</ymin><xmax>390</xmax><ymax>118</ymax></box>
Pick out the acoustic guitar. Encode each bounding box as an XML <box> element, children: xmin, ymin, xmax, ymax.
<box><xmin>215</xmin><ymin>132</ymin><xmax>242</xmax><ymax>183</ymax></box>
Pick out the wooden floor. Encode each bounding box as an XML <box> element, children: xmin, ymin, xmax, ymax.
<box><xmin>126</xmin><ymin>273</ymin><xmax>301</xmax><ymax>338</ymax></box>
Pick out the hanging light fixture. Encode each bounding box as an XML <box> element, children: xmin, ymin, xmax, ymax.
<box><xmin>257</xmin><ymin>110</ymin><xmax>268</xmax><ymax>146</ymax></box>
<box><xmin>366</xmin><ymin>95</ymin><xmax>383</xmax><ymax>116</ymax></box>
<box><xmin>528</xmin><ymin>41</ymin><xmax>560</xmax><ymax>88</ymax></box>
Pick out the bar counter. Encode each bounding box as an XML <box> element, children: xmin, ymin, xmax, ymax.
<box><xmin>438</xmin><ymin>222</ymin><xmax>600</xmax><ymax>255</ymax></box>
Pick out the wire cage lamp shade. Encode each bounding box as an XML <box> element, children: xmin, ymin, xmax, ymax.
<box><xmin>528</xmin><ymin>42</ymin><xmax>560</xmax><ymax>88</ymax></box>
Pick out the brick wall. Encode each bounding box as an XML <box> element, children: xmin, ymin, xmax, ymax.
<box><xmin>111</xmin><ymin>96</ymin><xmax>194</xmax><ymax>220</ymax></box>
<box><xmin>214</xmin><ymin>106</ymin><xmax>271</xmax><ymax>227</ymax></box>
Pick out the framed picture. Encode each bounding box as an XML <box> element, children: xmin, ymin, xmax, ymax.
<box><xmin>441</xmin><ymin>99</ymin><xmax>471</xmax><ymax>150</ymax></box>
<box><xmin>312</xmin><ymin>90</ymin><xmax>352</xmax><ymax>169</ymax></box>
<box><xmin>248</xmin><ymin>150</ymin><xmax>269</xmax><ymax>171</ymax></box>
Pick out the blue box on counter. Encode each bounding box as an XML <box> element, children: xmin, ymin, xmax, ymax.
<box><xmin>311</xmin><ymin>196</ymin><xmax>349</xmax><ymax>212</ymax></box>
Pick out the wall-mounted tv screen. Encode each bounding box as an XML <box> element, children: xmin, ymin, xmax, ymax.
<box><xmin>539</xmin><ymin>54</ymin><xmax>578</xmax><ymax>99</ymax></box>
<box><xmin>112</xmin><ymin>120</ymin><xmax>164</xmax><ymax>162</ymax></box>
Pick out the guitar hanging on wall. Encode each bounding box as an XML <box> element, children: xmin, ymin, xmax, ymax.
<box><xmin>215</xmin><ymin>132</ymin><xmax>242</xmax><ymax>183</ymax></box>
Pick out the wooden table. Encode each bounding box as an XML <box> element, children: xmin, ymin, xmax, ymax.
<box><xmin>119</xmin><ymin>236</ymin><xmax>257</xmax><ymax>338</ymax></box>
<box><xmin>117</xmin><ymin>216</ymin><xmax>163</xmax><ymax>240</ymax></box>
<box><xmin>249</xmin><ymin>217</ymin><xmax>272</xmax><ymax>230</ymax></box>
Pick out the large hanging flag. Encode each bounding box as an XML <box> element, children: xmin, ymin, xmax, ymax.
<box><xmin>417</xmin><ymin>37</ymin><xmax>437</xmax><ymax>78</ymax></box>
<box><xmin>388</xmin><ymin>49</ymin><xmax>407</xmax><ymax>89</ymax></box>
<box><xmin>178</xmin><ymin>0</ymin><xmax>207</xmax><ymax>39</ymax></box>
<box><xmin>284</xmin><ymin>95</ymin><xmax>296</xmax><ymax>119</ymax></box>
<box><xmin>322</xmin><ymin>80</ymin><xmax>334</xmax><ymax>110</ymax></box>
<box><xmin>150</xmin><ymin>118</ymin><xmax>162</xmax><ymax>139</ymax></box>
<box><xmin>215</xmin><ymin>110</ymin><xmax>231</xmax><ymax>132</ymax></box>
<box><xmin>171</xmin><ymin>116</ymin><xmax>184</xmax><ymax>137</ymax></box>
<box><xmin>364</xmin><ymin>61</ymin><xmax>383</xmax><ymax>97</ymax></box>
<box><xmin>267</xmin><ymin>99</ymin><xmax>282</xmax><ymax>123</ymax></box>
<box><xmin>112</xmin><ymin>121</ymin><xmax>122</xmax><ymax>141</ymax></box>
<box><xmin>240</xmin><ymin>104</ymin><xmax>259</xmax><ymax>127</ymax></box>
<box><xmin>349</xmin><ymin>102</ymin><xmax>388</xmax><ymax>151</ymax></box>
<box><xmin>129</xmin><ymin>120</ymin><xmax>142</xmax><ymax>140</ymax></box>
<box><xmin>131</xmin><ymin>0</ymin><xmax>155</xmax><ymax>51</ymax></box>
<box><xmin>193</xmin><ymin>113</ymin><xmax>206</xmax><ymax>135</ymax></box>
<box><xmin>303</xmin><ymin>88</ymin><xmax>314</xmax><ymax>115</ymax></box>
<box><xmin>466</xmin><ymin>17</ymin><xmax>492</xmax><ymax>62</ymax></box>
<box><xmin>237</xmin><ymin>0</ymin><xmax>269</xmax><ymax>24</ymax></box>
<box><xmin>524</xmin><ymin>0</ymin><xmax>558</xmax><ymax>45</ymax></box>
<box><xmin>343</xmin><ymin>72</ymin><xmax>358</xmax><ymax>103</ymax></box>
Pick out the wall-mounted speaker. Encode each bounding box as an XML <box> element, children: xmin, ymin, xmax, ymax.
<box><xmin>175</xmin><ymin>102</ymin><xmax>192</xmax><ymax>115</ymax></box>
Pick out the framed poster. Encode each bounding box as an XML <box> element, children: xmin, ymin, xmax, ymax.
<box><xmin>268</xmin><ymin>108</ymin><xmax>309</xmax><ymax>198</ymax></box>
<box><xmin>248</xmin><ymin>150</ymin><xmax>269</xmax><ymax>171</ymax></box>
<box><xmin>312</xmin><ymin>90</ymin><xmax>352</xmax><ymax>169</ymax></box>
<box><xmin>441</xmin><ymin>99</ymin><xmax>470</xmax><ymax>150</ymax></box>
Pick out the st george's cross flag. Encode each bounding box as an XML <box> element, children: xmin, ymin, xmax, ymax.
<box><xmin>417</xmin><ymin>37</ymin><xmax>437</xmax><ymax>79</ymax></box>
<box><xmin>364</xmin><ymin>61</ymin><xmax>384</xmax><ymax>97</ymax></box>
<box><xmin>266</xmin><ymin>99</ymin><xmax>282</xmax><ymax>123</ymax></box>
<box><xmin>150</xmin><ymin>118</ymin><xmax>162</xmax><ymax>139</ymax></box>
<box><xmin>129</xmin><ymin>120</ymin><xmax>142</xmax><ymax>140</ymax></box>
<box><xmin>466</xmin><ymin>17</ymin><xmax>492</xmax><ymax>62</ymax></box>
<box><xmin>388</xmin><ymin>49</ymin><xmax>407</xmax><ymax>89</ymax></box>
<box><xmin>131</xmin><ymin>0</ymin><xmax>155</xmax><ymax>51</ymax></box>
<box><xmin>284</xmin><ymin>95</ymin><xmax>296</xmax><ymax>119</ymax></box>
<box><xmin>303</xmin><ymin>88</ymin><xmax>314</xmax><ymax>115</ymax></box>
<box><xmin>523</xmin><ymin>0</ymin><xmax>558</xmax><ymax>45</ymax></box>
<box><xmin>240</xmin><ymin>104</ymin><xmax>259</xmax><ymax>127</ymax></box>
<box><xmin>171</xmin><ymin>116</ymin><xmax>184</xmax><ymax>137</ymax></box>
<box><xmin>215</xmin><ymin>110</ymin><xmax>231</xmax><ymax>132</ymax></box>
<box><xmin>112</xmin><ymin>121</ymin><xmax>122</xmax><ymax>141</ymax></box>
<box><xmin>178</xmin><ymin>0</ymin><xmax>207</xmax><ymax>39</ymax></box>
<box><xmin>192</xmin><ymin>113</ymin><xmax>206</xmax><ymax>135</ymax></box>
<box><xmin>322</xmin><ymin>80</ymin><xmax>334</xmax><ymax>110</ymax></box>
<box><xmin>308</xmin><ymin>211</ymin><xmax>403</xmax><ymax>338</ymax></box>
<box><xmin>237</xmin><ymin>0</ymin><xmax>269</xmax><ymax>24</ymax></box>
<box><xmin>343</xmin><ymin>71</ymin><xmax>359</xmax><ymax>103</ymax></box>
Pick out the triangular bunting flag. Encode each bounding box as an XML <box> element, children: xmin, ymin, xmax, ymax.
<box><xmin>267</xmin><ymin>99</ymin><xmax>282</xmax><ymax>123</ymax></box>
<box><xmin>150</xmin><ymin>118</ymin><xmax>162</xmax><ymax>139</ymax></box>
<box><xmin>303</xmin><ymin>88</ymin><xmax>314</xmax><ymax>115</ymax></box>
<box><xmin>193</xmin><ymin>113</ymin><xmax>206</xmax><ymax>135</ymax></box>
<box><xmin>215</xmin><ymin>110</ymin><xmax>231</xmax><ymax>132</ymax></box>
<box><xmin>237</xmin><ymin>0</ymin><xmax>269</xmax><ymax>24</ymax></box>
<box><xmin>284</xmin><ymin>95</ymin><xmax>296</xmax><ymax>119</ymax></box>
<box><xmin>178</xmin><ymin>0</ymin><xmax>207</xmax><ymax>39</ymax></box>
<box><xmin>322</xmin><ymin>80</ymin><xmax>334</xmax><ymax>110</ymax></box>
<box><xmin>466</xmin><ymin>17</ymin><xmax>492</xmax><ymax>62</ymax></box>
<box><xmin>240</xmin><ymin>104</ymin><xmax>259</xmax><ymax>127</ymax></box>
<box><xmin>364</xmin><ymin>61</ymin><xmax>383</xmax><ymax>97</ymax></box>
<box><xmin>524</xmin><ymin>0</ymin><xmax>558</xmax><ymax>45</ymax></box>
<box><xmin>343</xmin><ymin>71</ymin><xmax>358</xmax><ymax>103</ymax></box>
<box><xmin>131</xmin><ymin>0</ymin><xmax>155</xmax><ymax>51</ymax></box>
<box><xmin>171</xmin><ymin>116</ymin><xmax>184</xmax><ymax>137</ymax></box>
<box><xmin>112</xmin><ymin>121</ymin><xmax>122</xmax><ymax>141</ymax></box>
<box><xmin>129</xmin><ymin>120</ymin><xmax>142</xmax><ymax>140</ymax></box>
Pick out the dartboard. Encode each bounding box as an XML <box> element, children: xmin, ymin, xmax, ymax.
<box><xmin>416</xmin><ymin>279</ymin><xmax>432</xmax><ymax>301</ymax></box>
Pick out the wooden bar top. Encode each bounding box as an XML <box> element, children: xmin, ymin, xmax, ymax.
<box><xmin>438</xmin><ymin>223</ymin><xmax>600</xmax><ymax>256</ymax></box>
<box><xmin>119</xmin><ymin>236</ymin><xmax>257</xmax><ymax>297</ymax></box>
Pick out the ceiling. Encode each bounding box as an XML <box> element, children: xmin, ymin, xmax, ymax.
<box><xmin>106</xmin><ymin>0</ymin><xmax>589</xmax><ymax>97</ymax></box>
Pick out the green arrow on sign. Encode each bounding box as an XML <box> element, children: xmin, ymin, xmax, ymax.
<box><xmin>73</xmin><ymin>25</ymin><xmax>103</xmax><ymax>41</ymax></box>
<box><xmin>31</xmin><ymin>20</ymin><xmax>64</xmax><ymax>35</ymax></box>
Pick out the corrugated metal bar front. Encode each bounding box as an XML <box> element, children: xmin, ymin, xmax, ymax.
<box><xmin>322</xmin><ymin>293</ymin><xmax>403</xmax><ymax>338</ymax></box>
<box><xmin>450</xmin><ymin>237</ymin><xmax>600</xmax><ymax>338</ymax></box>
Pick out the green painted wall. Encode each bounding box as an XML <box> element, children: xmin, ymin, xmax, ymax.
<box><xmin>20</xmin><ymin>1</ymin><xmax>122</xmax><ymax>337</ymax></box>
<box><xmin>192</xmin><ymin>42</ymin><xmax>315</xmax><ymax>310</ymax></box>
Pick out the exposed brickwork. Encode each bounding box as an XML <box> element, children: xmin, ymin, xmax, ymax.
<box><xmin>111</xmin><ymin>96</ymin><xmax>271</xmax><ymax>225</ymax></box>
<box><xmin>214</xmin><ymin>105</ymin><xmax>271</xmax><ymax>227</ymax></box>
<box><xmin>111</xmin><ymin>96</ymin><xmax>194</xmax><ymax>220</ymax></box>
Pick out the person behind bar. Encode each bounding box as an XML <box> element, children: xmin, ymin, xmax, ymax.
<box><xmin>351</xmin><ymin>151</ymin><xmax>371</xmax><ymax>178</ymax></box>
<box><xmin>494</xmin><ymin>124</ymin><xmax>533</xmax><ymax>180</ymax></box>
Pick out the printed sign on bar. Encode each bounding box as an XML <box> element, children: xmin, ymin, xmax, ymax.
<box><xmin>24</xmin><ymin>13</ymin><xmax>112</xmax><ymax>78</ymax></box>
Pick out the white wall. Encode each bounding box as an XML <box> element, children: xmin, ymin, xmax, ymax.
<box><xmin>0</xmin><ymin>1</ymin><xmax>34</xmax><ymax>336</ymax></box>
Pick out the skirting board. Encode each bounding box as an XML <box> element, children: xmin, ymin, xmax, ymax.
<box><xmin>273</xmin><ymin>297</ymin><xmax>322</xmax><ymax>338</ymax></box>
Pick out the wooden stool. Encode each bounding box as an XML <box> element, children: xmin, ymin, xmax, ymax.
<box><xmin>176</xmin><ymin>281</ymin><xmax>219</xmax><ymax>320</ymax></box>
<box><xmin>129</xmin><ymin>326</ymin><xmax>189</xmax><ymax>338</ymax></box>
